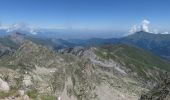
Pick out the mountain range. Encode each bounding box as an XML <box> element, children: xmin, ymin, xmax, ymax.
<box><xmin>68</xmin><ymin>31</ymin><xmax>170</xmax><ymax>61</ymax></box>
<box><xmin>1</xmin><ymin>31</ymin><xmax>170</xmax><ymax>62</ymax></box>
<box><xmin>0</xmin><ymin>31</ymin><xmax>170</xmax><ymax>99</ymax></box>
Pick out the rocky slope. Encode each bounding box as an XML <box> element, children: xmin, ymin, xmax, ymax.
<box><xmin>0</xmin><ymin>41</ymin><xmax>169</xmax><ymax>100</ymax></box>
<box><xmin>140</xmin><ymin>73</ymin><xmax>170</xmax><ymax>100</ymax></box>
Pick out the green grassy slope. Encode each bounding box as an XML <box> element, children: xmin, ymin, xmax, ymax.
<box><xmin>95</xmin><ymin>44</ymin><xmax>170</xmax><ymax>79</ymax></box>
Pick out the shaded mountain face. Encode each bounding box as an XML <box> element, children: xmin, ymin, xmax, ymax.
<box><xmin>0</xmin><ymin>43</ymin><xmax>14</xmax><ymax>57</ymax></box>
<box><xmin>120</xmin><ymin>31</ymin><xmax>170</xmax><ymax>61</ymax></box>
<box><xmin>0</xmin><ymin>32</ymin><xmax>25</xmax><ymax>58</ymax></box>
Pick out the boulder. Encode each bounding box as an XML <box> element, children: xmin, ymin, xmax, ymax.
<box><xmin>23</xmin><ymin>95</ymin><xmax>30</xmax><ymax>100</ymax></box>
<box><xmin>0</xmin><ymin>78</ymin><xmax>10</xmax><ymax>92</ymax></box>
<box><xmin>19</xmin><ymin>90</ymin><xmax>25</xmax><ymax>96</ymax></box>
<box><xmin>23</xmin><ymin>75</ymin><xmax>32</xmax><ymax>87</ymax></box>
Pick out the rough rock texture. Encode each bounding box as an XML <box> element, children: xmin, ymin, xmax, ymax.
<box><xmin>140</xmin><ymin>74</ymin><xmax>170</xmax><ymax>100</ymax></box>
<box><xmin>0</xmin><ymin>78</ymin><xmax>9</xmax><ymax>92</ymax></box>
<box><xmin>0</xmin><ymin>42</ymin><xmax>169</xmax><ymax>100</ymax></box>
<box><xmin>22</xmin><ymin>75</ymin><xmax>32</xmax><ymax>87</ymax></box>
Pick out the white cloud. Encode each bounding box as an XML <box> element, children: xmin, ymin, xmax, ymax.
<box><xmin>29</xmin><ymin>28</ymin><xmax>38</xmax><ymax>35</ymax></box>
<box><xmin>128</xmin><ymin>19</ymin><xmax>151</xmax><ymax>35</ymax></box>
<box><xmin>129</xmin><ymin>25</ymin><xmax>138</xmax><ymax>34</ymax></box>
<box><xmin>141</xmin><ymin>19</ymin><xmax>150</xmax><ymax>32</ymax></box>
<box><xmin>0</xmin><ymin>22</ymin><xmax>67</xmax><ymax>35</ymax></box>
<box><xmin>0</xmin><ymin>20</ymin><xmax>69</xmax><ymax>35</ymax></box>
<box><xmin>6</xmin><ymin>22</ymin><xmax>29</xmax><ymax>32</ymax></box>
<box><xmin>162</xmin><ymin>31</ymin><xmax>169</xmax><ymax>34</ymax></box>
<box><xmin>0</xmin><ymin>22</ymin><xmax>39</xmax><ymax>35</ymax></box>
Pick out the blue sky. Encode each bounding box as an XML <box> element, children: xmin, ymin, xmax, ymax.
<box><xmin>0</xmin><ymin>0</ymin><xmax>170</xmax><ymax>32</ymax></box>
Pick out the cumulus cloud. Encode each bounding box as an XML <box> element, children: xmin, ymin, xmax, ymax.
<box><xmin>0</xmin><ymin>22</ymin><xmax>67</xmax><ymax>35</ymax></box>
<box><xmin>141</xmin><ymin>20</ymin><xmax>150</xmax><ymax>32</ymax></box>
<box><xmin>129</xmin><ymin>25</ymin><xmax>138</xmax><ymax>34</ymax></box>
<box><xmin>128</xmin><ymin>19</ymin><xmax>151</xmax><ymax>35</ymax></box>
<box><xmin>0</xmin><ymin>22</ymin><xmax>38</xmax><ymax>35</ymax></box>
<box><xmin>6</xmin><ymin>22</ymin><xmax>29</xmax><ymax>32</ymax></box>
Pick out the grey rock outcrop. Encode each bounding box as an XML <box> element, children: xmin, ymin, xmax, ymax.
<box><xmin>0</xmin><ymin>78</ymin><xmax>9</xmax><ymax>92</ymax></box>
<box><xmin>140</xmin><ymin>74</ymin><xmax>170</xmax><ymax>100</ymax></box>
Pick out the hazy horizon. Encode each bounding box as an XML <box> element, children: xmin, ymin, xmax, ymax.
<box><xmin>0</xmin><ymin>0</ymin><xmax>170</xmax><ymax>38</ymax></box>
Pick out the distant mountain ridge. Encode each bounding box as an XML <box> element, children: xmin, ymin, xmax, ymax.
<box><xmin>69</xmin><ymin>31</ymin><xmax>170</xmax><ymax>61</ymax></box>
<box><xmin>120</xmin><ymin>31</ymin><xmax>170</xmax><ymax>61</ymax></box>
<box><xmin>0</xmin><ymin>32</ymin><xmax>77</xmax><ymax>58</ymax></box>
<box><xmin>0</xmin><ymin>31</ymin><xmax>170</xmax><ymax>61</ymax></box>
